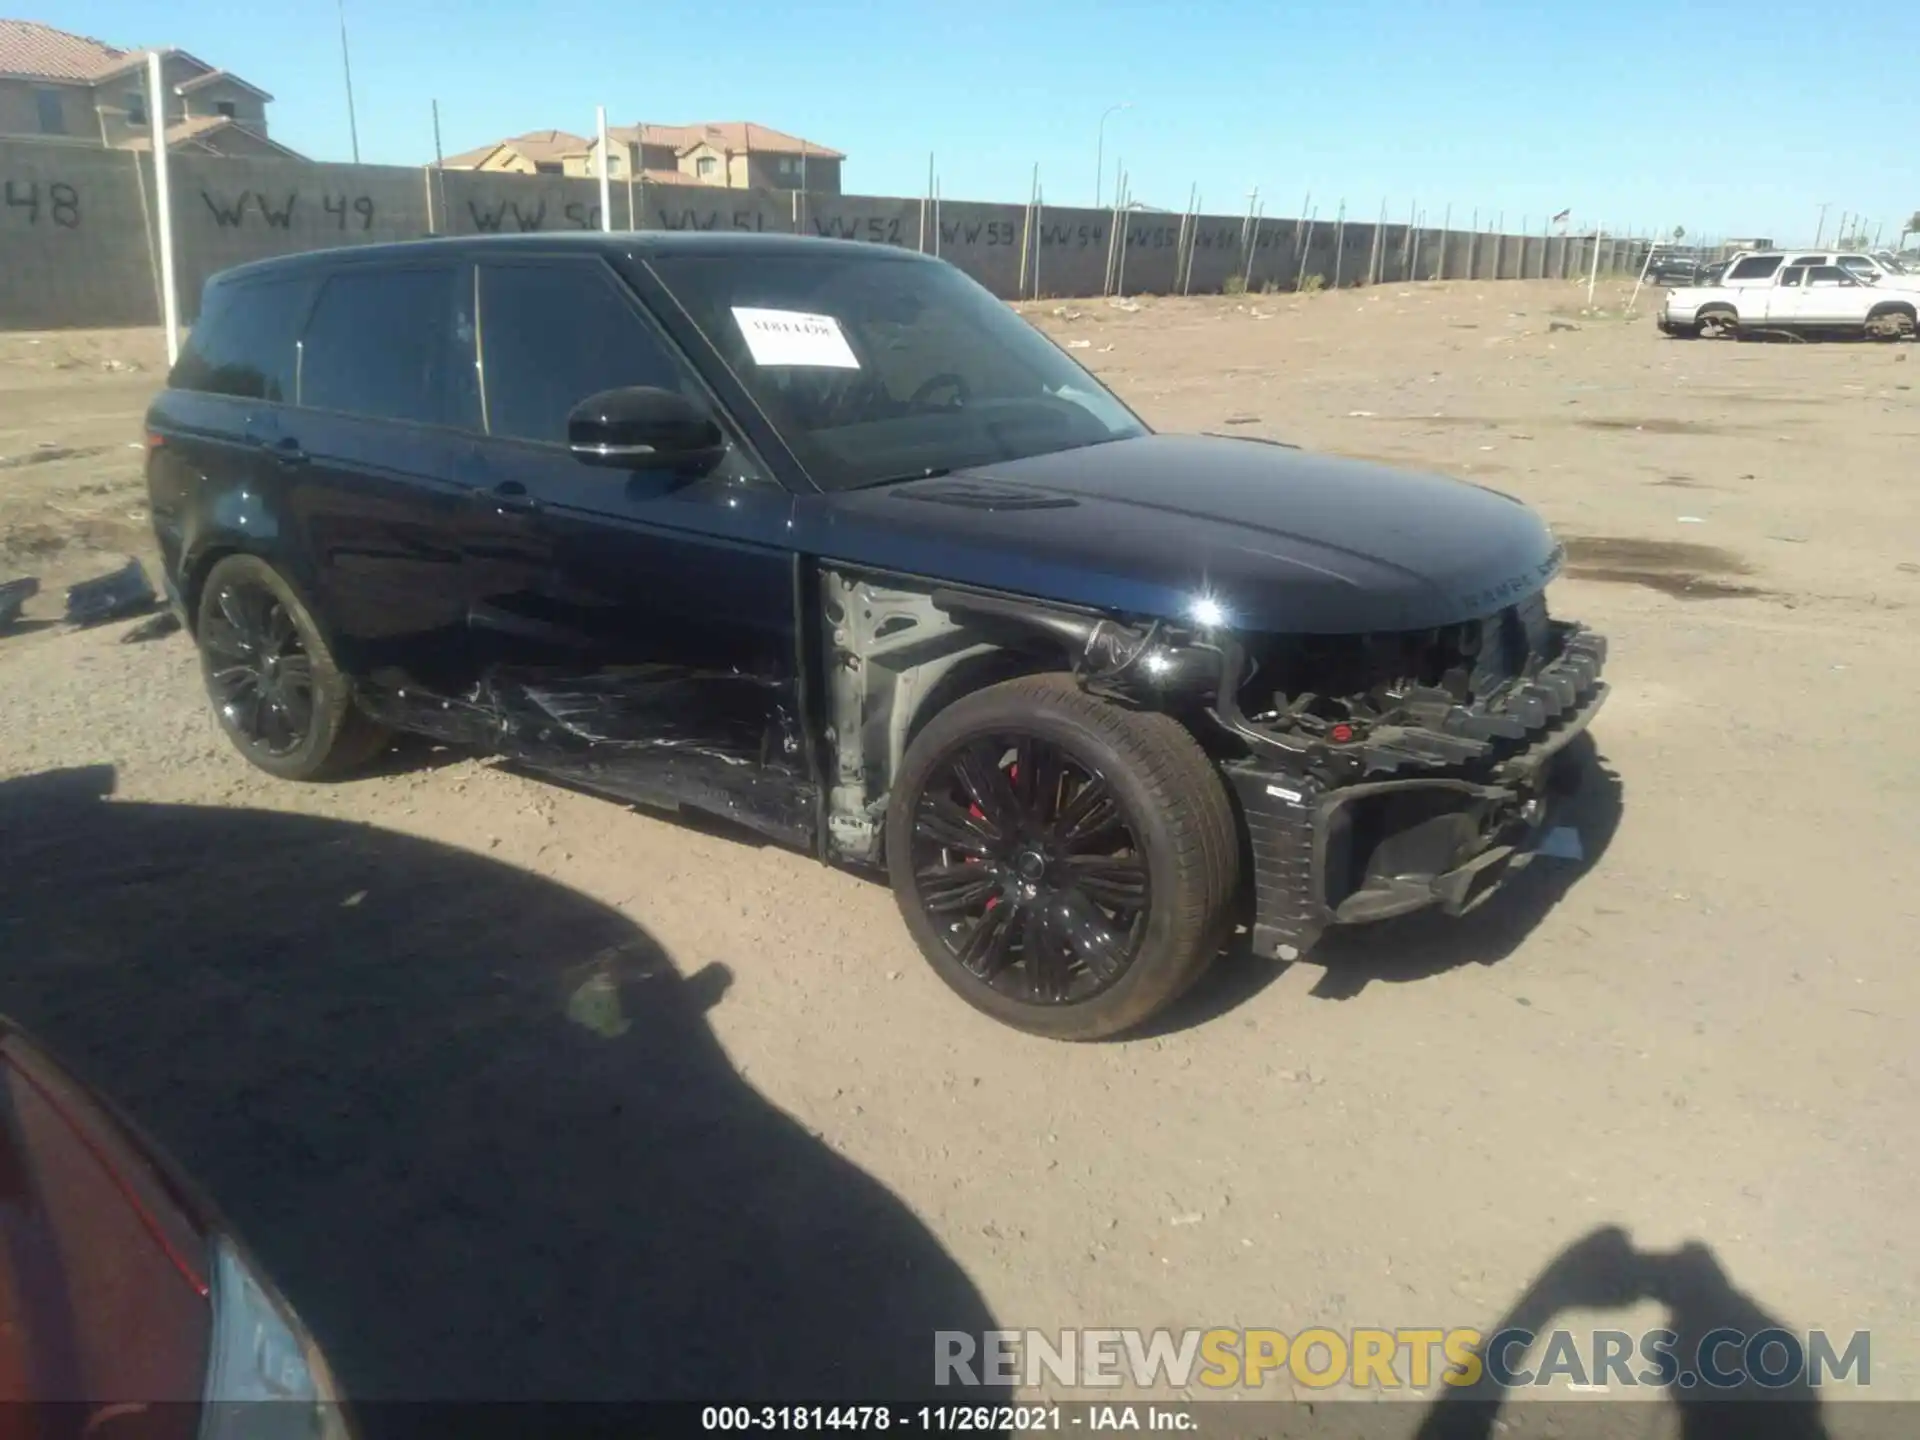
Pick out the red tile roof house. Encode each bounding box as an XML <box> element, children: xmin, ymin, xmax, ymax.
<box><xmin>0</xmin><ymin>18</ymin><xmax>300</xmax><ymax>158</ymax></box>
<box><xmin>442</xmin><ymin>122</ymin><xmax>844</xmax><ymax>193</ymax></box>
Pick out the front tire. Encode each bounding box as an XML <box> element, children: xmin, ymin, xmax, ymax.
<box><xmin>885</xmin><ymin>675</ymin><xmax>1240</xmax><ymax>1040</ymax></box>
<box><xmin>195</xmin><ymin>554</ymin><xmax>390</xmax><ymax>782</ymax></box>
<box><xmin>1696</xmin><ymin>306</ymin><xmax>1738</xmax><ymax>339</ymax></box>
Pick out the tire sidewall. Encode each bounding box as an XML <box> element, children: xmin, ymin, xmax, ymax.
<box><xmin>886</xmin><ymin>684</ymin><xmax>1209</xmax><ymax>1038</ymax></box>
<box><xmin>196</xmin><ymin>555</ymin><xmax>354</xmax><ymax>781</ymax></box>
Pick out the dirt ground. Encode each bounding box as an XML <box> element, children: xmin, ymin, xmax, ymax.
<box><xmin>2</xmin><ymin>279</ymin><xmax>1916</xmax><ymax>1427</ymax></box>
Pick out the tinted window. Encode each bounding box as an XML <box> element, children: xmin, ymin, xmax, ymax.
<box><xmin>1789</xmin><ymin>254</ymin><xmax>1826</xmax><ymax>266</ymax></box>
<box><xmin>477</xmin><ymin>263</ymin><xmax>686</xmax><ymax>445</ymax></box>
<box><xmin>1729</xmin><ymin>256</ymin><xmax>1783</xmax><ymax>280</ymax></box>
<box><xmin>649</xmin><ymin>253</ymin><xmax>1146</xmax><ymax>490</ymax></box>
<box><xmin>1806</xmin><ymin>266</ymin><xmax>1851</xmax><ymax>287</ymax></box>
<box><xmin>170</xmin><ymin>277</ymin><xmax>309</xmax><ymax>401</ymax></box>
<box><xmin>299</xmin><ymin>266</ymin><xmax>477</xmax><ymax>427</ymax></box>
<box><xmin>1779</xmin><ymin>268</ymin><xmax>1804</xmax><ymax>287</ymax></box>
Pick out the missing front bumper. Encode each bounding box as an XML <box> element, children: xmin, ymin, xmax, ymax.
<box><xmin>1223</xmin><ymin>680</ymin><xmax>1607</xmax><ymax>960</ymax></box>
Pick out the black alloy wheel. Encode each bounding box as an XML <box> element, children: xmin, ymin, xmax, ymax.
<box><xmin>908</xmin><ymin>733</ymin><xmax>1150</xmax><ymax>1005</ymax></box>
<box><xmin>886</xmin><ymin>674</ymin><xmax>1240</xmax><ymax>1040</ymax></box>
<box><xmin>194</xmin><ymin>554</ymin><xmax>389</xmax><ymax>782</ymax></box>
<box><xmin>201</xmin><ymin>579</ymin><xmax>315</xmax><ymax>759</ymax></box>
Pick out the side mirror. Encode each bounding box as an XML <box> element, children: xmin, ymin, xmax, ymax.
<box><xmin>567</xmin><ymin>386</ymin><xmax>726</xmax><ymax>475</ymax></box>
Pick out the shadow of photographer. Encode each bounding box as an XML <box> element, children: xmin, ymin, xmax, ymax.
<box><xmin>1416</xmin><ymin>1225</ymin><xmax>1832</xmax><ymax>1440</ymax></box>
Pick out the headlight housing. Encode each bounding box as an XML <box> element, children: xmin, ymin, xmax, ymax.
<box><xmin>199</xmin><ymin>1236</ymin><xmax>352</xmax><ymax>1440</ymax></box>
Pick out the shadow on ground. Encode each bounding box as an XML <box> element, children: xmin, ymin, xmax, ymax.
<box><xmin>1306</xmin><ymin>736</ymin><xmax>1625</xmax><ymax>1000</ymax></box>
<box><xmin>1415</xmin><ymin>1226</ymin><xmax>1835</xmax><ymax>1440</ymax></box>
<box><xmin>0</xmin><ymin>766</ymin><xmax>1003</xmax><ymax>1407</ymax></box>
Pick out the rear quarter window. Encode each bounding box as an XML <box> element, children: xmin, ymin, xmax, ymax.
<box><xmin>297</xmin><ymin>265</ymin><xmax>478</xmax><ymax>428</ymax></box>
<box><xmin>168</xmin><ymin>276</ymin><xmax>310</xmax><ymax>401</ymax></box>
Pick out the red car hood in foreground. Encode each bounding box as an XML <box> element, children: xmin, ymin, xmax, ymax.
<box><xmin>0</xmin><ymin>1020</ymin><xmax>212</xmax><ymax>1419</ymax></box>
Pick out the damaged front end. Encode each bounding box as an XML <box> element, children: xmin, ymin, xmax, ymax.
<box><xmin>924</xmin><ymin>584</ymin><xmax>1608</xmax><ymax>962</ymax></box>
<box><xmin>1213</xmin><ymin>596</ymin><xmax>1607</xmax><ymax>959</ymax></box>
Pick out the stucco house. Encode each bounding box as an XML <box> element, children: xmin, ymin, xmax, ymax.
<box><xmin>0</xmin><ymin>18</ymin><xmax>299</xmax><ymax>158</ymax></box>
<box><xmin>442</xmin><ymin>120</ymin><xmax>843</xmax><ymax>193</ymax></box>
<box><xmin>437</xmin><ymin>129</ymin><xmax>588</xmax><ymax>176</ymax></box>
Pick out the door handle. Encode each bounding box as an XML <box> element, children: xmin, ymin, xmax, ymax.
<box><xmin>477</xmin><ymin>480</ymin><xmax>541</xmax><ymax>515</ymax></box>
<box><xmin>246</xmin><ymin>429</ymin><xmax>308</xmax><ymax>466</ymax></box>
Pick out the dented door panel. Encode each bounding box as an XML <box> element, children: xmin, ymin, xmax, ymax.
<box><xmin>447</xmin><ymin>431</ymin><xmax>815</xmax><ymax>844</ymax></box>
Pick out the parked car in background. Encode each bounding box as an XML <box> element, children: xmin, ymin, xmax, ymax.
<box><xmin>0</xmin><ymin>1015</ymin><xmax>351</xmax><ymax>1430</ymax></box>
<box><xmin>1658</xmin><ymin>260</ymin><xmax>1918</xmax><ymax>339</ymax></box>
<box><xmin>146</xmin><ymin>233</ymin><xmax>1608</xmax><ymax>1040</ymax></box>
<box><xmin>1643</xmin><ymin>249</ymin><xmax>1705</xmax><ymax>286</ymax></box>
<box><xmin>1713</xmin><ymin>249</ymin><xmax>1920</xmax><ymax>293</ymax></box>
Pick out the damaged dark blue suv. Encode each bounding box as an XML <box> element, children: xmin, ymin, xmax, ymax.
<box><xmin>146</xmin><ymin>233</ymin><xmax>1608</xmax><ymax>1040</ymax></box>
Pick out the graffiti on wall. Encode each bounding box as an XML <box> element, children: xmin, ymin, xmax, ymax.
<box><xmin>199</xmin><ymin>189</ymin><xmax>377</xmax><ymax>231</ymax></box>
<box><xmin>656</xmin><ymin>207</ymin><xmax>774</xmax><ymax>232</ymax></box>
<box><xmin>4</xmin><ymin>179</ymin><xmax>81</xmax><ymax>228</ymax></box>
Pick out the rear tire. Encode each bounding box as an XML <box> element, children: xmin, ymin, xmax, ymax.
<box><xmin>195</xmin><ymin>554</ymin><xmax>390</xmax><ymax>782</ymax></box>
<box><xmin>885</xmin><ymin>675</ymin><xmax>1239</xmax><ymax>1041</ymax></box>
<box><xmin>1866</xmin><ymin>304</ymin><xmax>1916</xmax><ymax>341</ymax></box>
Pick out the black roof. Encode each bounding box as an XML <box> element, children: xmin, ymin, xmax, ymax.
<box><xmin>212</xmin><ymin>230</ymin><xmax>935</xmax><ymax>287</ymax></box>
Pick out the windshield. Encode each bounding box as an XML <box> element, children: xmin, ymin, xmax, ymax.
<box><xmin>645</xmin><ymin>252</ymin><xmax>1147</xmax><ymax>490</ymax></box>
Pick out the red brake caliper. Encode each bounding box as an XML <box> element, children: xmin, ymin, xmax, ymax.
<box><xmin>976</xmin><ymin>763</ymin><xmax>1016</xmax><ymax>909</ymax></box>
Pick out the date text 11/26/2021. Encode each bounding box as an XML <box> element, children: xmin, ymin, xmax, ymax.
<box><xmin>701</xmin><ymin>1406</ymin><xmax>1196</xmax><ymax>1432</ymax></box>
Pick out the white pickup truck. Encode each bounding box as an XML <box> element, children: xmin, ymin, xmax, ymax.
<box><xmin>1656</xmin><ymin>258</ymin><xmax>1917</xmax><ymax>340</ymax></box>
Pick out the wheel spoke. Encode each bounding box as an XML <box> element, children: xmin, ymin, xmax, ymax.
<box><xmin>237</xmin><ymin>688</ymin><xmax>268</xmax><ymax>741</ymax></box>
<box><xmin>265</xmin><ymin>604</ymin><xmax>297</xmax><ymax>654</ymax></box>
<box><xmin>208</xmin><ymin>663</ymin><xmax>255</xmax><ymax>694</ymax></box>
<box><xmin>952</xmin><ymin>743</ymin><xmax>1023</xmax><ymax>836</ymax></box>
<box><xmin>275</xmin><ymin>683</ymin><xmax>315</xmax><ymax>740</ymax></box>
<box><xmin>1053</xmin><ymin>773</ymin><xmax>1123</xmax><ymax>850</ymax></box>
<box><xmin>1055</xmin><ymin>889</ymin><xmax>1131</xmax><ymax>986</ymax></box>
<box><xmin>260</xmin><ymin>695</ymin><xmax>296</xmax><ymax>750</ymax></box>
<box><xmin>1025</xmin><ymin>905</ymin><xmax>1075</xmax><ymax>1003</ymax></box>
<box><xmin>918</xmin><ymin>862</ymin><xmax>999</xmax><ymax>916</ymax></box>
<box><xmin>1022</xmin><ymin>738</ymin><xmax>1063</xmax><ymax>826</ymax></box>
<box><xmin>1065</xmin><ymin>855</ymin><xmax>1149</xmax><ymax>914</ymax></box>
<box><xmin>915</xmin><ymin>794</ymin><xmax>1000</xmax><ymax>856</ymax></box>
<box><xmin>955</xmin><ymin>902</ymin><xmax>1015</xmax><ymax>978</ymax></box>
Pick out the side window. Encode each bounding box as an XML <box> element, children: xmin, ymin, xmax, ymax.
<box><xmin>1728</xmin><ymin>256</ymin><xmax>1782</xmax><ymax>280</ymax></box>
<box><xmin>1779</xmin><ymin>267</ymin><xmax>1805</xmax><ymax>287</ymax></box>
<box><xmin>1789</xmin><ymin>254</ymin><xmax>1826</xmax><ymax>267</ymax></box>
<box><xmin>170</xmin><ymin>277</ymin><xmax>309</xmax><ymax>401</ymax></box>
<box><xmin>478</xmin><ymin>263</ymin><xmax>690</xmax><ymax>444</ymax></box>
<box><xmin>1806</xmin><ymin>266</ymin><xmax>1851</xmax><ymax>287</ymax></box>
<box><xmin>477</xmin><ymin>262</ymin><xmax>768</xmax><ymax>484</ymax></box>
<box><xmin>298</xmin><ymin>266</ymin><xmax>478</xmax><ymax>427</ymax></box>
<box><xmin>35</xmin><ymin>89</ymin><xmax>66</xmax><ymax>135</ymax></box>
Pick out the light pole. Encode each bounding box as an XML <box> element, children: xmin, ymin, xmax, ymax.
<box><xmin>1095</xmin><ymin>103</ymin><xmax>1130</xmax><ymax>208</ymax></box>
<box><xmin>1814</xmin><ymin>202</ymin><xmax>1830</xmax><ymax>247</ymax></box>
<box><xmin>337</xmin><ymin>0</ymin><xmax>361</xmax><ymax>163</ymax></box>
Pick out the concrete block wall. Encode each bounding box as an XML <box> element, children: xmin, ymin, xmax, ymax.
<box><xmin>0</xmin><ymin>137</ymin><xmax>1651</xmax><ymax>330</ymax></box>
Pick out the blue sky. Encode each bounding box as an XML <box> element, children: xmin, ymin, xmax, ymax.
<box><xmin>53</xmin><ymin>0</ymin><xmax>1919</xmax><ymax>244</ymax></box>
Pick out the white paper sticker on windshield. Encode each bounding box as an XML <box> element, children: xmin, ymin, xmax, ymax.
<box><xmin>731</xmin><ymin>307</ymin><xmax>860</xmax><ymax>369</ymax></box>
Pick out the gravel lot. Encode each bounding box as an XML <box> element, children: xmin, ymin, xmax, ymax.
<box><xmin>2</xmin><ymin>279</ymin><xmax>1915</xmax><ymax>1429</ymax></box>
